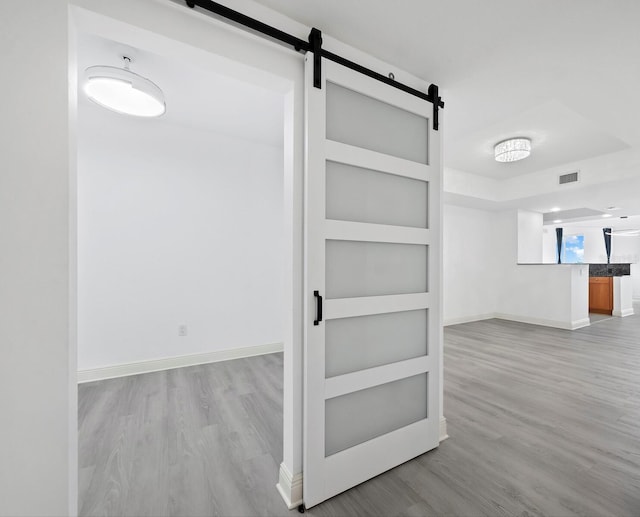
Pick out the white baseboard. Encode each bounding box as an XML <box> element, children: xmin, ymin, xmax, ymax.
<box><xmin>570</xmin><ymin>317</ymin><xmax>591</xmax><ymax>330</ymax></box>
<box><xmin>445</xmin><ymin>312</ymin><xmax>595</xmax><ymax>331</ymax></box>
<box><xmin>439</xmin><ymin>417</ymin><xmax>448</xmax><ymax>441</ymax></box>
<box><xmin>276</xmin><ymin>463</ymin><xmax>303</xmax><ymax>510</ymax></box>
<box><xmin>445</xmin><ymin>311</ymin><xmax>589</xmax><ymax>330</ymax></box>
<box><xmin>443</xmin><ymin>314</ymin><xmax>495</xmax><ymax>326</ymax></box>
<box><xmin>613</xmin><ymin>308</ymin><xmax>634</xmax><ymax>317</ymax></box>
<box><xmin>493</xmin><ymin>313</ymin><xmax>589</xmax><ymax>331</ymax></box>
<box><xmin>77</xmin><ymin>342</ymin><xmax>284</xmax><ymax>383</ymax></box>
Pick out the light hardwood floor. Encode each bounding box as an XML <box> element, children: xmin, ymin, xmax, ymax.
<box><xmin>79</xmin><ymin>309</ymin><xmax>640</xmax><ymax>516</ymax></box>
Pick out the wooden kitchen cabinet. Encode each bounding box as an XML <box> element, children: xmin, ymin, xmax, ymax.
<box><xmin>589</xmin><ymin>276</ymin><xmax>613</xmax><ymax>315</ymax></box>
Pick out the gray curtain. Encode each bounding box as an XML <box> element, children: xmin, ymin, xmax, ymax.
<box><xmin>556</xmin><ymin>227</ymin><xmax>563</xmax><ymax>264</ymax></box>
<box><xmin>603</xmin><ymin>228</ymin><xmax>612</xmax><ymax>264</ymax></box>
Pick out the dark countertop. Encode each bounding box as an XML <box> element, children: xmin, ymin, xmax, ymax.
<box><xmin>516</xmin><ymin>263</ymin><xmax>631</xmax><ymax>276</ymax></box>
<box><xmin>588</xmin><ymin>263</ymin><xmax>631</xmax><ymax>277</ymax></box>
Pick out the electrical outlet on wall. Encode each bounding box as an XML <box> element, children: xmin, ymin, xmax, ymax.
<box><xmin>178</xmin><ymin>324</ymin><xmax>188</xmax><ymax>337</ymax></box>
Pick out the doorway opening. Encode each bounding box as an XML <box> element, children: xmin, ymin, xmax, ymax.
<box><xmin>74</xmin><ymin>27</ymin><xmax>292</xmax><ymax>514</ymax></box>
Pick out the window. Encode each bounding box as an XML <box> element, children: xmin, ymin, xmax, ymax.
<box><xmin>562</xmin><ymin>234</ymin><xmax>584</xmax><ymax>263</ymax></box>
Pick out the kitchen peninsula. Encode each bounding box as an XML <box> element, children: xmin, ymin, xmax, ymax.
<box><xmin>512</xmin><ymin>262</ymin><xmax>634</xmax><ymax>330</ymax></box>
<box><xmin>510</xmin><ymin>210</ymin><xmax>637</xmax><ymax>330</ymax></box>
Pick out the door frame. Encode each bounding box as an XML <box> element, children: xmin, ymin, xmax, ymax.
<box><xmin>69</xmin><ymin>1</ymin><xmax>305</xmax><ymax>511</ymax></box>
<box><xmin>67</xmin><ymin>1</ymin><xmax>444</xmax><ymax>513</ymax></box>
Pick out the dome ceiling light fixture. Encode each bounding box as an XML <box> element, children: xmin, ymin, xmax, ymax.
<box><xmin>83</xmin><ymin>56</ymin><xmax>166</xmax><ymax>118</ymax></box>
<box><xmin>494</xmin><ymin>137</ymin><xmax>531</xmax><ymax>163</ymax></box>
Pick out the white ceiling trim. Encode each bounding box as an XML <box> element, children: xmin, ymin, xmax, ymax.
<box><xmin>445</xmin><ymin>147</ymin><xmax>640</xmax><ymax>209</ymax></box>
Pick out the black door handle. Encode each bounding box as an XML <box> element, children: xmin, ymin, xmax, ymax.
<box><xmin>314</xmin><ymin>290</ymin><xmax>323</xmax><ymax>326</ymax></box>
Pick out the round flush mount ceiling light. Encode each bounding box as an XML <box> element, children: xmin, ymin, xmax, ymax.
<box><xmin>494</xmin><ymin>137</ymin><xmax>531</xmax><ymax>163</ymax></box>
<box><xmin>84</xmin><ymin>57</ymin><xmax>165</xmax><ymax>117</ymax></box>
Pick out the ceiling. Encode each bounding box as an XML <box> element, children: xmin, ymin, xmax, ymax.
<box><xmin>445</xmin><ymin>100</ymin><xmax>628</xmax><ymax>180</ymax></box>
<box><xmin>248</xmin><ymin>0</ymin><xmax>640</xmax><ymax>145</ymax></box>
<box><xmin>76</xmin><ymin>32</ymin><xmax>284</xmax><ymax>147</ymax></box>
<box><xmin>78</xmin><ymin>2</ymin><xmax>640</xmax><ymax>222</ymax></box>
<box><xmin>246</xmin><ymin>0</ymin><xmax>640</xmax><ymax>218</ymax></box>
<box><xmin>556</xmin><ymin>213</ymin><xmax>640</xmax><ymax>231</ymax></box>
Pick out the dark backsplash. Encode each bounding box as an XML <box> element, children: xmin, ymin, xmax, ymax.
<box><xmin>589</xmin><ymin>263</ymin><xmax>631</xmax><ymax>277</ymax></box>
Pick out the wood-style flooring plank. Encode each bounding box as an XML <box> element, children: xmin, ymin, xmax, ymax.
<box><xmin>79</xmin><ymin>308</ymin><xmax>640</xmax><ymax>516</ymax></box>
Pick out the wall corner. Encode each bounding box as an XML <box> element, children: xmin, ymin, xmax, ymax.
<box><xmin>276</xmin><ymin>462</ymin><xmax>303</xmax><ymax>510</ymax></box>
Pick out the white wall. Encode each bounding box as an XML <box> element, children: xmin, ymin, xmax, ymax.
<box><xmin>444</xmin><ymin>207</ymin><xmax>589</xmax><ymax>329</ymax></box>
<box><xmin>542</xmin><ymin>227</ymin><xmax>558</xmax><ymax>263</ymax></box>
<box><xmin>442</xmin><ymin>204</ymin><xmax>496</xmax><ymax>325</ymax></box>
<box><xmin>584</xmin><ymin>227</ymin><xmax>640</xmax><ymax>264</ymax></box>
<box><xmin>78</xmin><ymin>110</ymin><xmax>283</xmax><ymax>370</ymax></box>
<box><xmin>582</xmin><ymin>227</ymin><xmax>604</xmax><ymax>263</ymax></box>
<box><xmin>493</xmin><ymin>211</ymin><xmax>589</xmax><ymax>329</ymax></box>
<box><xmin>0</xmin><ymin>2</ymin><xmax>75</xmax><ymax>515</ymax></box>
<box><xmin>632</xmin><ymin>264</ymin><xmax>640</xmax><ymax>300</ymax></box>
<box><xmin>517</xmin><ymin>210</ymin><xmax>543</xmax><ymax>263</ymax></box>
<box><xmin>492</xmin><ymin>264</ymin><xmax>588</xmax><ymax>330</ymax></box>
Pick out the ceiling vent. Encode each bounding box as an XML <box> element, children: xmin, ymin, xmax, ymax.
<box><xmin>559</xmin><ymin>171</ymin><xmax>580</xmax><ymax>185</ymax></box>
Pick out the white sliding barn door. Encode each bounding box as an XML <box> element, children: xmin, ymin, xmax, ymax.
<box><xmin>303</xmin><ymin>55</ymin><xmax>441</xmax><ymax>508</ymax></box>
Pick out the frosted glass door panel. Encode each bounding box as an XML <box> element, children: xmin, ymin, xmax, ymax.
<box><xmin>326</xmin><ymin>240</ymin><xmax>427</xmax><ymax>299</ymax></box>
<box><xmin>326</xmin><ymin>82</ymin><xmax>428</xmax><ymax>164</ymax></box>
<box><xmin>325</xmin><ymin>373</ymin><xmax>427</xmax><ymax>456</ymax></box>
<box><xmin>325</xmin><ymin>310</ymin><xmax>428</xmax><ymax>378</ymax></box>
<box><xmin>326</xmin><ymin>161</ymin><xmax>428</xmax><ymax>228</ymax></box>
